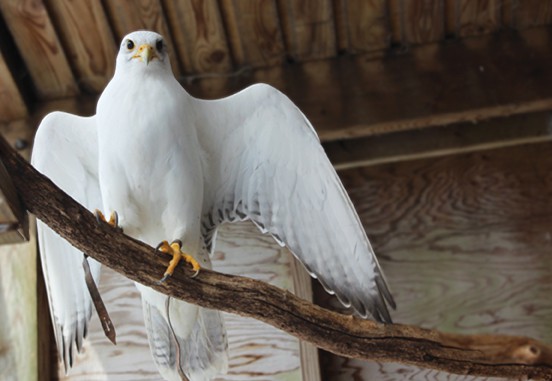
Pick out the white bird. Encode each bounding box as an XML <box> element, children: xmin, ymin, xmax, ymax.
<box><xmin>32</xmin><ymin>30</ymin><xmax>395</xmax><ymax>381</ymax></box>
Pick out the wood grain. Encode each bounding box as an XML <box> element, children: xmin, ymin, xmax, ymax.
<box><xmin>45</xmin><ymin>0</ymin><xmax>116</xmax><ymax>93</ymax></box>
<box><xmin>0</xmin><ymin>0</ymin><xmax>78</xmax><ymax>99</ymax></box>
<box><xmin>321</xmin><ymin>141</ymin><xmax>552</xmax><ymax>380</ymax></box>
<box><xmin>277</xmin><ymin>0</ymin><xmax>336</xmax><ymax>61</ymax></box>
<box><xmin>102</xmin><ymin>0</ymin><xmax>182</xmax><ymax>78</ymax></box>
<box><xmin>0</xmin><ymin>227</ymin><xmax>37</xmax><ymax>381</ymax></box>
<box><xmin>402</xmin><ymin>0</ymin><xmax>445</xmax><ymax>44</ymax></box>
<box><xmin>0</xmin><ymin>50</ymin><xmax>27</xmax><ymax>122</ymax></box>
<box><xmin>448</xmin><ymin>0</ymin><xmax>502</xmax><ymax>37</ymax></box>
<box><xmin>219</xmin><ymin>0</ymin><xmax>285</xmax><ymax>68</ymax></box>
<box><xmin>161</xmin><ymin>0</ymin><xmax>232</xmax><ymax>75</ymax></box>
<box><xmin>510</xmin><ymin>0</ymin><xmax>552</xmax><ymax>29</ymax></box>
<box><xmin>53</xmin><ymin>222</ymin><xmax>301</xmax><ymax>380</ymax></box>
<box><xmin>334</xmin><ymin>0</ymin><xmax>390</xmax><ymax>53</ymax></box>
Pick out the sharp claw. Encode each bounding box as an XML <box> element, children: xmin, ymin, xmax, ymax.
<box><xmin>191</xmin><ymin>268</ymin><xmax>200</xmax><ymax>278</ymax></box>
<box><xmin>94</xmin><ymin>209</ymin><xmax>104</xmax><ymax>225</ymax></box>
<box><xmin>156</xmin><ymin>273</ymin><xmax>170</xmax><ymax>285</ymax></box>
<box><xmin>155</xmin><ymin>242</ymin><xmax>163</xmax><ymax>252</ymax></box>
<box><xmin>113</xmin><ymin>211</ymin><xmax>119</xmax><ymax>227</ymax></box>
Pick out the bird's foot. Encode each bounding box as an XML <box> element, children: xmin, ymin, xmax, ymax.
<box><xmin>156</xmin><ymin>240</ymin><xmax>200</xmax><ymax>283</ymax></box>
<box><xmin>94</xmin><ymin>210</ymin><xmax>123</xmax><ymax>232</ymax></box>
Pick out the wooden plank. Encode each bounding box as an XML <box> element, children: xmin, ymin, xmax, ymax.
<box><xmin>219</xmin><ymin>0</ymin><xmax>285</xmax><ymax>67</ymax></box>
<box><xmin>45</xmin><ymin>0</ymin><xmax>116</xmax><ymax>93</ymax></box>
<box><xmin>388</xmin><ymin>0</ymin><xmax>404</xmax><ymax>45</ymax></box>
<box><xmin>334</xmin><ymin>0</ymin><xmax>390</xmax><ymax>54</ymax></box>
<box><xmin>324</xmin><ymin>111</ymin><xmax>552</xmax><ymax>170</ymax></box>
<box><xmin>449</xmin><ymin>0</ymin><xmax>502</xmax><ymax>37</ymax></box>
<box><xmin>184</xmin><ymin>26</ymin><xmax>552</xmax><ymax>142</ymax></box>
<box><xmin>0</xmin><ymin>120</ymin><xmax>32</xmax><ymax>243</ymax></box>
<box><xmin>55</xmin><ymin>222</ymin><xmax>302</xmax><ymax>380</ymax></box>
<box><xmin>161</xmin><ymin>0</ymin><xmax>233</xmax><ymax>75</ymax></box>
<box><xmin>277</xmin><ymin>0</ymin><xmax>336</xmax><ymax>61</ymax></box>
<box><xmin>0</xmin><ymin>124</ymin><xmax>37</xmax><ymax>380</ymax></box>
<box><xmin>320</xmin><ymin>140</ymin><xmax>552</xmax><ymax>380</ymax></box>
<box><xmin>511</xmin><ymin>0</ymin><xmax>552</xmax><ymax>29</ymax></box>
<box><xmin>0</xmin><ymin>51</ymin><xmax>27</xmax><ymax>122</ymax></box>
<box><xmin>0</xmin><ymin>0</ymin><xmax>78</xmax><ymax>99</ymax></box>
<box><xmin>102</xmin><ymin>0</ymin><xmax>183</xmax><ymax>78</ymax></box>
<box><xmin>0</xmin><ymin>232</ymin><xmax>38</xmax><ymax>381</ymax></box>
<box><xmin>290</xmin><ymin>257</ymin><xmax>321</xmax><ymax>381</ymax></box>
<box><xmin>402</xmin><ymin>0</ymin><xmax>445</xmax><ymax>44</ymax></box>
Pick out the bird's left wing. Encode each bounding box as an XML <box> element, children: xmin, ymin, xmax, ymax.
<box><xmin>195</xmin><ymin>84</ymin><xmax>395</xmax><ymax>322</ymax></box>
<box><xmin>32</xmin><ymin>112</ymin><xmax>102</xmax><ymax>369</ymax></box>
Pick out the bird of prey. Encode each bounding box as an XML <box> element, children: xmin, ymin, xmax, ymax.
<box><xmin>32</xmin><ymin>30</ymin><xmax>395</xmax><ymax>381</ymax></box>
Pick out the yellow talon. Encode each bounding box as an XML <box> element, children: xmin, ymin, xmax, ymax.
<box><xmin>156</xmin><ymin>240</ymin><xmax>200</xmax><ymax>282</ymax></box>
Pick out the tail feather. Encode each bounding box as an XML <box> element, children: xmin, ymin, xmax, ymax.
<box><xmin>142</xmin><ymin>296</ymin><xmax>228</xmax><ymax>381</ymax></box>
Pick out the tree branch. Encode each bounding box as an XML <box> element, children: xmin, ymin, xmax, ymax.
<box><xmin>1</xmin><ymin>134</ymin><xmax>551</xmax><ymax>379</ymax></box>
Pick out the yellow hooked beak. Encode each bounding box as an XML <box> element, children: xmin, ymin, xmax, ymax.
<box><xmin>133</xmin><ymin>44</ymin><xmax>157</xmax><ymax>64</ymax></box>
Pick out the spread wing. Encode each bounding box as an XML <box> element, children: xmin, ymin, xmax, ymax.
<box><xmin>32</xmin><ymin>112</ymin><xmax>102</xmax><ymax>369</ymax></box>
<box><xmin>195</xmin><ymin>84</ymin><xmax>395</xmax><ymax>322</ymax></box>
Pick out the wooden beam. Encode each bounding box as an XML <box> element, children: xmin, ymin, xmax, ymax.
<box><xmin>324</xmin><ymin>111</ymin><xmax>552</xmax><ymax>170</ymax></box>
<box><xmin>446</xmin><ymin>0</ymin><xmax>502</xmax><ymax>38</ymax></box>
<box><xmin>102</xmin><ymin>0</ymin><xmax>183</xmax><ymax>78</ymax></box>
<box><xmin>277</xmin><ymin>0</ymin><xmax>336</xmax><ymax>61</ymax></box>
<box><xmin>0</xmin><ymin>0</ymin><xmax>78</xmax><ymax>99</ymax></box>
<box><xmin>333</xmin><ymin>0</ymin><xmax>390</xmax><ymax>54</ymax></box>
<box><xmin>45</xmin><ymin>0</ymin><xmax>116</xmax><ymax>93</ymax></box>
<box><xmin>510</xmin><ymin>0</ymin><xmax>552</xmax><ymax>29</ymax></box>
<box><xmin>401</xmin><ymin>0</ymin><xmax>445</xmax><ymax>44</ymax></box>
<box><xmin>0</xmin><ymin>51</ymin><xmax>27</xmax><ymax>122</ymax></box>
<box><xmin>184</xmin><ymin>26</ymin><xmax>552</xmax><ymax>142</ymax></box>
<box><xmin>219</xmin><ymin>0</ymin><xmax>285</xmax><ymax>67</ymax></box>
<box><xmin>161</xmin><ymin>0</ymin><xmax>233</xmax><ymax>75</ymax></box>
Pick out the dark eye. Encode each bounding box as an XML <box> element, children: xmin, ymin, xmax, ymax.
<box><xmin>156</xmin><ymin>39</ymin><xmax>164</xmax><ymax>52</ymax></box>
<box><xmin>126</xmin><ymin>40</ymin><xmax>135</xmax><ymax>50</ymax></box>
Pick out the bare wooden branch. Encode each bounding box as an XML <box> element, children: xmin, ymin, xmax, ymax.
<box><xmin>1</xmin><ymin>134</ymin><xmax>551</xmax><ymax>379</ymax></box>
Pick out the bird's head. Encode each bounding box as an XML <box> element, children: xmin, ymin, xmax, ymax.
<box><xmin>115</xmin><ymin>31</ymin><xmax>171</xmax><ymax>74</ymax></box>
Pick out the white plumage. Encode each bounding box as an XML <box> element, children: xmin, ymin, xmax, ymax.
<box><xmin>32</xmin><ymin>30</ymin><xmax>395</xmax><ymax>381</ymax></box>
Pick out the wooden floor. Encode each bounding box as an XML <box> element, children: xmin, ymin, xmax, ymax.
<box><xmin>318</xmin><ymin>140</ymin><xmax>552</xmax><ymax>380</ymax></box>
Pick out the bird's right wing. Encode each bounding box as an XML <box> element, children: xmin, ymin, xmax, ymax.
<box><xmin>32</xmin><ymin>112</ymin><xmax>102</xmax><ymax>370</ymax></box>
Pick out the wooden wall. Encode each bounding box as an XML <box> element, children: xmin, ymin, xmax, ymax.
<box><xmin>320</xmin><ymin>140</ymin><xmax>552</xmax><ymax>380</ymax></box>
<box><xmin>1</xmin><ymin>0</ymin><xmax>552</xmax><ymax>124</ymax></box>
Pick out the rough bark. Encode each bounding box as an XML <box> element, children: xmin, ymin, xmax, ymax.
<box><xmin>1</xmin><ymin>134</ymin><xmax>551</xmax><ymax>379</ymax></box>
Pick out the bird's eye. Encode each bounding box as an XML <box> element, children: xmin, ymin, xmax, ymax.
<box><xmin>156</xmin><ymin>39</ymin><xmax>164</xmax><ymax>52</ymax></box>
<box><xmin>126</xmin><ymin>40</ymin><xmax>135</xmax><ymax>50</ymax></box>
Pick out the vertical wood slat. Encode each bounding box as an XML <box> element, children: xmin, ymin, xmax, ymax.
<box><xmin>510</xmin><ymin>0</ymin><xmax>552</xmax><ymax>29</ymax></box>
<box><xmin>277</xmin><ymin>0</ymin><xmax>336</xmax><ymax>61</ymax></box>
<box><xmin>219</xmin><ymin>0</ymin><xmax>285</xmax><ymax>68</ymax></box>
<box><xmin>446</xmin><ymin>0</ymin><xmax>501</xmax><ymax>38</ymax></box>
<box><xmin>102</xmin><ymin>0</ymin><xmax>183</xmax><ymax>78</ymax></box>
<box><xmin>162</xmin><ymin>0</ymin><xmax>232</xmax><ymax>75</ymax></box>
<box><xmin>290</xmin><ymin>256</ymin><xmax>321</xmax><ymax>381</ymax></box>
<box><xmin>0</xmin><ymin>0</ymin><xmax>78</xmax><ymax>99</ymax></box>
<box><xmin>403</xmin><ymin>0</ymin><xmax>445</xmax><ymax>44</ymax></box>
<box><xmin>45</xmin><ymin>0</ymin><xmax>116</xmax><ymax>93</ymax></box>
<box><xmin>333</xmin><ymin>0</ymin><xmax>390</xmax><ymax>54</ymax></box>
<box><xmin>0</xmin><ymin>51</ymin><xmax>27</xmax><ymax>122</ymax></box>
